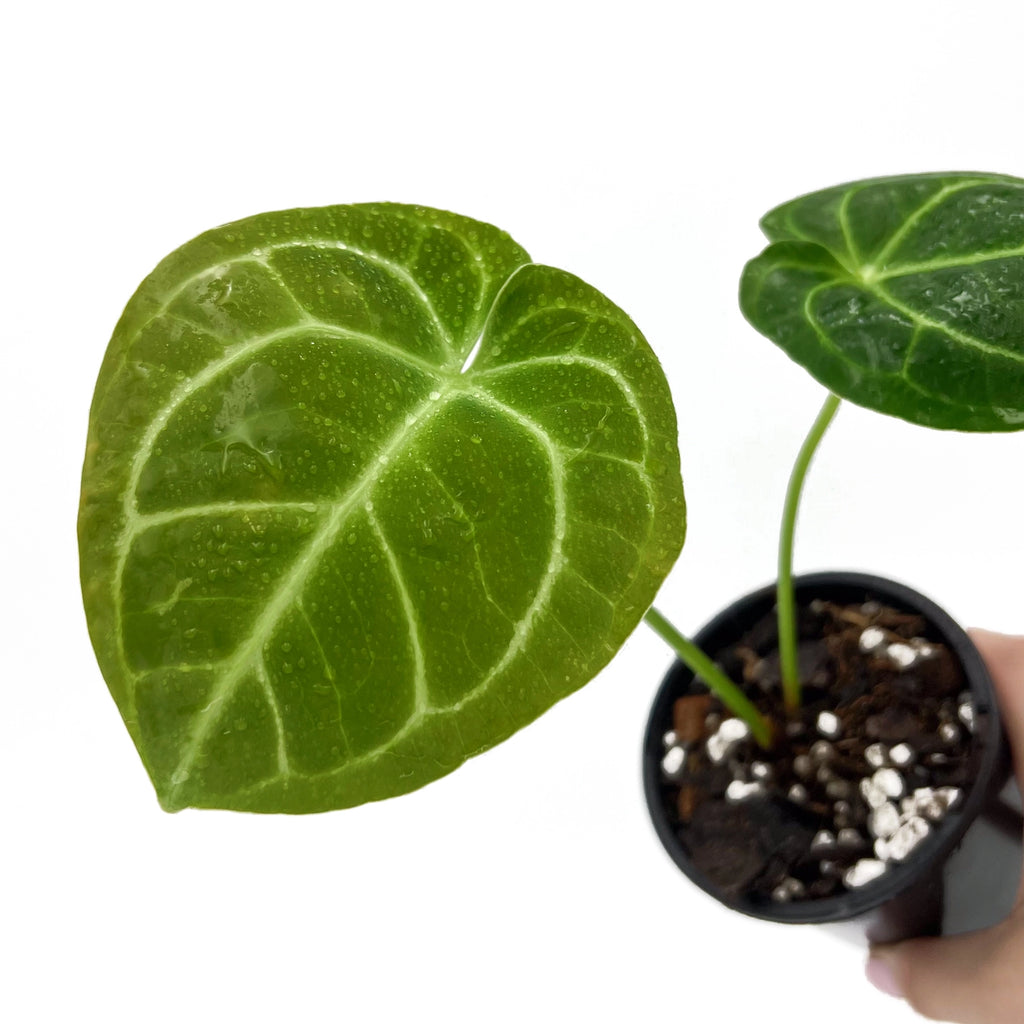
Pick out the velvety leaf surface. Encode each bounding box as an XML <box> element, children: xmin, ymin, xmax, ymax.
<box><xmin>79</xmin><ymin>204</ymin><xmax>685</xmax><ymax>812</ymax></box>
<box><xmin>740</xmin><ymin>172</ymin><xmax>1024</xmax><ymax>430</ymax></box>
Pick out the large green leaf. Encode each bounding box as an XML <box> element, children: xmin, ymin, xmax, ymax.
<box><xmin>79</xmin><ymin>204</ymin><xmax>685</xmax><ymax>813</ymax></box>
<box><xmin>740</xmin><ymin>172</ymin><xmax>1024</xmax><ymax>430</ymax></box>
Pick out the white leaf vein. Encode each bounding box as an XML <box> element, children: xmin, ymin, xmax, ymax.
<box><xmin>161</xmin><ymin>389</ymin><xmax>447</xmax><ymax>805</ymax></box>
<box><xmin>367</xmin><ymin>508</ymin><xmax>430</xmax><ymax>716</ymax></box>
<box><xmin>220</xmin><ymin>387</ymin><xmax>572</xmax><ymax>794</ymax></box>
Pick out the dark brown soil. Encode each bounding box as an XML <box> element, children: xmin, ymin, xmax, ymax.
<box><xmin>657</xmin><ymin>599</ymin><xmax>980</xmax><ymax>904</ymax></box>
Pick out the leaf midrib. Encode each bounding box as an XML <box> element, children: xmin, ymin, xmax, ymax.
<box><xmin>162</xmin><ymin>385</ymin><xmax>452</xmax><ymax>805</ymax></box>
<box><xmin>158</xmin><ymin>380</ymin><xmax>582</xmax><ymax>806</ymax></box>
<box><xmin>876</xmin><ymin>244</ymin><xmax>1024</xmax><ymax>280</ymax></box>
<box><xmin>186</xmin><ymin>386</ymin><xmax>578</xmax><ymax>807</ymax></box>
<box><xmin>111</xmin><ymin>319</ymin><xmax>445</xmax><ymax>714</ymax></box>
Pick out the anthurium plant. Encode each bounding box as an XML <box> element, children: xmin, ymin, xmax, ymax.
<box><xmin>79</xmin><ymin>172</ymin><xmax>1024</xmax><ymax>813</ymax></box>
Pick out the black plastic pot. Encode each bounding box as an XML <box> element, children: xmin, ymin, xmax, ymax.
<box><xmin>642</xmin><ymin>572</ymin><xmax>1022</xmax><ymax>945</ymax></box>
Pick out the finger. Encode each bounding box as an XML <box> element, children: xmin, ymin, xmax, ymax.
<box><xmin>967</xmin><ymin>629</ymin><xmax>1024</xmax><ymax>776</ymax></box>
<box><xmin>968</xmin><ymin>629</ymin><xmax>1024</xmax><ymax>912</ymax></box>
<box><xmin>868</xmin><ymin>919</ymin><xmax>1024</xmax><ymax>1023</ymax></box>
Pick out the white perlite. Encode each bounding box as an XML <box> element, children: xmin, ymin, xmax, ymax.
<box><xmin>662</xmin><ymin>730</ymin><xmax>679</xmax><ymax>748</ymax></box>
<box><xmin>771</xmin><ymin>877</ymin><xmax>807</xmax><ymax>903</ymax></box>
<box><xmin>958</xmin><ymin>698</ymin><xmax>976</xmax><ymax>733</ymax></box>
<box><xmin>879</xmin><ymin>817</ymin><xmax>931</xmax><ymax>863</ymax></box>
<box><xmin>725</xmin><ymin>779</ymin><xmax>765</xmax><ymax>804</ymax></box>
<box><xmin>661</xmin><ymin>745</ymin><xmax>686</xmax><ymax>778</ymax></box>
<box><xmin>939</xmin><ymin>722</ymin><xmax>961</xmax><ymax>745</ymax></box>
<box><xmin>889</xmin><ymin>743</ymin><xmax>915</xmax><ymax>767</ymax></box>
<box><xmin>811</xmin><ymin>829</ymin><xmax>836</xmax><ymax>852</ymax></box>
<box><xmin>707</xmin><ymin>718</ymin><xmax>750</xmax><ymax>764</ymax></box>
<box><xmin>887</xmin><ymin>642</ymin><xmax>918</xmax><ymax>669</ymax></box>
<box><xmin>750</xmin><ymin>761</ymin><xmax>773</xmax><ymax>781</ymax></box>
<box><xmin>844</xmin><ymin>859</ymin><xmax>887</xmax><ymax>888</ymax></box>
<box><xmin>901</xmin><ymin>787</ymin><xmax>962</xmax><ymax>822</ymax></box>
<box><xmin>809</xmin><ymin>740</ymin><xmax>835</xmax><ymax>762</ymax></box>
<box><xmin>833</xmin><ymin>800</ymin><xmax>853</xmax><ymax>827</ymax></box>
<box><xmin>872</xmin><ymin>768</ymin><xmax>905</xmax><ymax>799</ymax></box>
<box><xmin>859</xmin><ymin>627</ymin><xmax>886</xmax><ymax>653</ymax></box>
<box><xmin>816</xmin><ymin>712</ymin><xmax>841</xmax><ymax>739</ymax></box>
<box><xmin>837</xmin><ymin>828</ymin><xmax>864</xmax><ymax>849</ymax></box>
<box><xmin>869</xmin><ymin>802</ymin><xmax>901</xmax><ymax>839</ymax></box>
<box><xmin>860</xmin><ymin>777</ymin><xmax>890</xmax><ymax>809</ymax></box>
<box><xmin>865</xmin><ymin>743</ymin><xmax>888</xmax><ymax>769</ymax></box>
<box><xmin>788</xmin><ymin>783</ymin><xmax>808</xmax><ymax>805</ymax></box>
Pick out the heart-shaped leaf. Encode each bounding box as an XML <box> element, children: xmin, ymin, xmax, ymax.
<box><xmin>740</xmin><ymin>172</ymin><xmax>1024</xmax><ymax>431</ymax></box>
<box><xmin>79</xmin><ymin>204</ymin><xmax>685</xmax><ymax>812</ymax></box>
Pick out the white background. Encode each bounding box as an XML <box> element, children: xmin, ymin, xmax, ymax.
<box><xmin>5</xmin><ymin>2</ymin><xmax>1024</xmax><ymax>1022</ymax></box>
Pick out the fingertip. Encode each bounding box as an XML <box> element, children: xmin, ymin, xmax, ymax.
<box><xmin>866</xmin><ymin>951</ymin><xmax>905</xmax><ymax>1000</ymax></box>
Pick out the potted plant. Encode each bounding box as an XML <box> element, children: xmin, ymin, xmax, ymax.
<box><xmin>79</xmin><ymin>174</ymin><xmax>1021</xmax><ymax>942</ymax></box>
<box><xmin>643</xmin><ymin>171</ymin><xmax>1024</xmax><ymax>942</ymax></box>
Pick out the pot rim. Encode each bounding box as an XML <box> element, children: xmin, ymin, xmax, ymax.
<box><xmin>642</xmin><ymin>571</ymin><xmax>1009</xmax><ymax>924</ymax></box>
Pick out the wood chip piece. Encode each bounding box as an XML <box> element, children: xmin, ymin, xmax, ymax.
<box><xmin>673</xmin><ymin>694</ymin><xmax>712</xmax><ymax>745</ymax></box>
<box><xmin>677</xmin><ymin>784</ymin><xmax>699</xmax><ymax>823</ymax></box>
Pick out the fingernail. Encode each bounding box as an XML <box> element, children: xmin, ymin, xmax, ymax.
<box><xmin>866</xmin><ymin>954</ymin><xmax>904</xmax><ymax>999</ymax></box>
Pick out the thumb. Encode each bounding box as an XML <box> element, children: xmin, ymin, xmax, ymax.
<box><xmin>967</xmin><ymin>630</ymin><xmax>1024</xmax><ymax>908</ymax></box>
<box><xmin>968</xmin><ymin>629</ymin><xmax>1024</xmax><ymax>774</ymax></box>
<box><xmin>868</xmin><ymin>921</ymin><xmax>1020</xmax><ymax>1022</ymax></box>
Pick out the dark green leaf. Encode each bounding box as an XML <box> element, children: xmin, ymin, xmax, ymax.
<box><xmin>741</xmin><ymin>172</ymin><xmax>1024</xmax><ymax>430</ymax></box>
<box><xmin>79</xmin><ymin>204</ymin><xmax>685</xmax><ymax>812</ymax></box>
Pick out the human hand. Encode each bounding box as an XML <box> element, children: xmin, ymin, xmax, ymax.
<box><xmin>865</xmin><ymin>629</ymin><xmax>1024</xmax><ymax>1023</ymax></box>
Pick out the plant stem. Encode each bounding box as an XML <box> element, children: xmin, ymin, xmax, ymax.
<box><xmin>777</xmin><ymin>392</ymin><xmax>842</xmax><ymax>712</ymax></box>
<box><xmin>644</xmin><ymin>607</ymin><xmax>773</xmax><ymax>748</ymax></box>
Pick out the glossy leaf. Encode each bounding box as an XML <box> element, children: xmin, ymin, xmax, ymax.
<box><xmin>741</xmin><ymin>172</ymin><xmax>1024</xmax><ymax>430</ymax></box>
<box><xmin>79</xmin><ymin>204</ymin><xmax>685</xmax><ymax>812</ymax></box>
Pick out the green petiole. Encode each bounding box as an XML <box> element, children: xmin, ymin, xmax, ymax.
<box><xmin>644</xmin><ymin>606</ymin><xmax>774</xmax><ymax>748</ymax></box>
<box><xmin>777</xmin><ymin>392</ymin><xmax>842</xmax><ymax>712</ymax></box>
